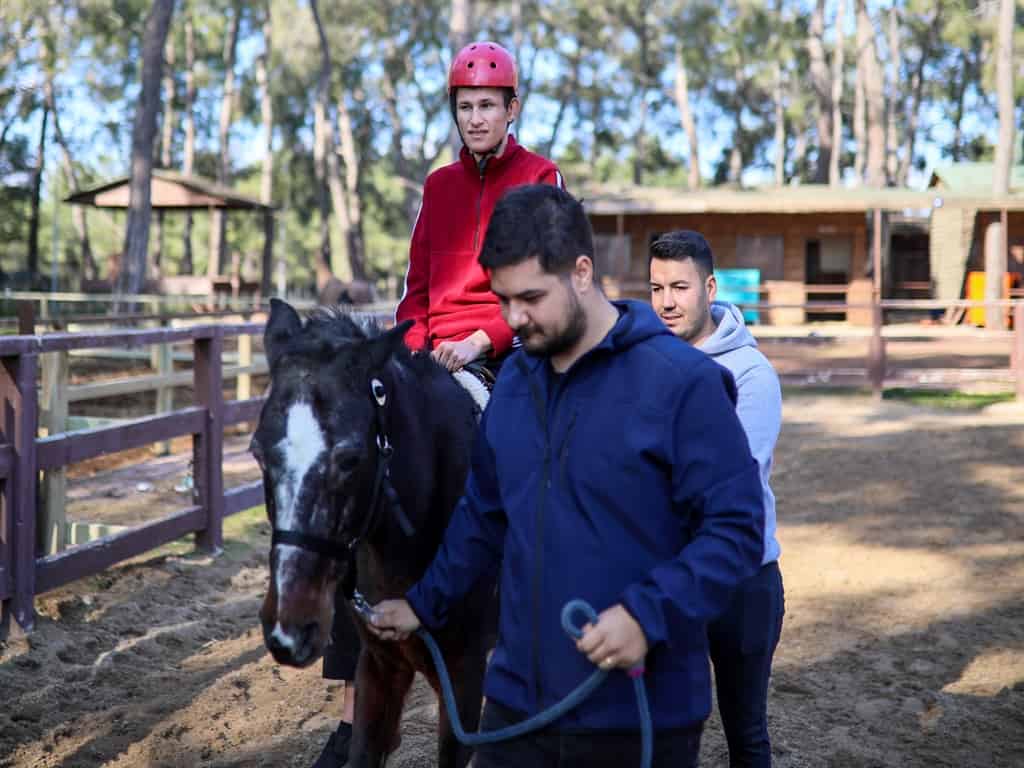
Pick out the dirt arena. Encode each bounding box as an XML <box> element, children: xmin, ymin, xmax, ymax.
<box><xmin>2</xmin><ymin>393</ymin><xmax>1023</xmax><ymax>767</ymax></box>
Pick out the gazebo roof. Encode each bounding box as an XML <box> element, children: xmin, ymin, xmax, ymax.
<box><xmin>64</xmin><ymin>170</ymin><xmax>274</xmax><ymax>211</ymax></box>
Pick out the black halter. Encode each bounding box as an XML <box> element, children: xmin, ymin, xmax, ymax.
<box><xmin>270</xmin><ymin>377</ymin><xmax>415</xmax><ymax>562</ymax></box>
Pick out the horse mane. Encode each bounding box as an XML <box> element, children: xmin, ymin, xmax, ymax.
<box><xmin>300</xmin><ymin>307</ymin><xmax>444</xmax><ymax>379</ymax></box>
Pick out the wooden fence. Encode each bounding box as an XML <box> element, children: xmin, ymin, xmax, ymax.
<box><xmin>0</xmin><ymin>322</ymin><xmax>267</xmax><ymax>639</ymax></box>
<box><xmin>1</xmin><ymin>299</ymin><xmax>1021</xmax><ymax>640</ymax></box>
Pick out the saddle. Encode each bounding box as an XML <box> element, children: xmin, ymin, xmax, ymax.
<box><xmin>452</xmin><ymin>359</ymin><xmax>497</xmax><ymax>418</ymax></box>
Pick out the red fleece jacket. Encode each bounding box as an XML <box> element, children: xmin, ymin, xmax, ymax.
<box><xmin>396</xmin><ymin>135</ymin><xmax>562</xmax><ymax>357</ymax></box>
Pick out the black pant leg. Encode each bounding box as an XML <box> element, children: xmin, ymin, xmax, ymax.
<box><xmin>707</xmin><ymin>561</ymin><xmax>785</xmax><ymax>768</ymax></box>
<box><xmin>322</xmin><ymin>585</ymin><xmax>362</xmax><ymax>681</ymax></box>
<box><xmin>472</xmin><ymin>701</ymin><xmax>560</xmax><ymax>768</ymax></box>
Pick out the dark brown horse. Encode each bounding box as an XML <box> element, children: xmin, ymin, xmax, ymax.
<box><xmin>252</xmin><ymin>300</ymin><xmax>492</xmax><ymax>767</ymax></box>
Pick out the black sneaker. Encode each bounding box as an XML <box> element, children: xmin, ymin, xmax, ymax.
<box><xmin>312</xmin><ymin>721</ymin><xmax>352</xmax><ymax>768</ymax></box>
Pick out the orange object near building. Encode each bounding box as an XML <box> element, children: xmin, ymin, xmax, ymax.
<box><xmin>966</xmin><ymin>271</ymin><xmax>1019</xmax><ymax>327</ymax></box>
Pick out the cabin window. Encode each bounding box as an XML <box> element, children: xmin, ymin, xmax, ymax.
<box><xmin>736</xmin><ymin>235</ymin><xmax>784</xmax><ymax>281</ymax></box>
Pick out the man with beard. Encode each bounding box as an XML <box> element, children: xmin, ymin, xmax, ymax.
<box><xmin>649</xmin><ymin>230</ymin><xmax>784</xmax><ymax>768</ymax></box>
<box><xmin>365</xmin><ymin>185</ymin><xmax>765</xmax><ymax>767</ymax></box>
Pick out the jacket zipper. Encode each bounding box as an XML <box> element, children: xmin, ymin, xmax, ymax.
<box><xmin>559</xmin><ymin>410</ymin><xmax>578</xmax><ymax>488</ymax></box>
<box><xmin>519</xmin><ymin>358</ymin><xmax>549</xmax><ymax>712</ymax></box>
<box><xmin>472</xmin><ymin>160</ymin><xmax>487</xmax><ymax>252</ymax></box>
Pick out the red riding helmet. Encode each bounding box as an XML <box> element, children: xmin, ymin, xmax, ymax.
<box><xmin>448</xmin><ymin>42</ymin><xmax>518</xmax><ymax>94</ymax></box>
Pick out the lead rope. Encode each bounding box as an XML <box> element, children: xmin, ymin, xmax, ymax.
<box><xmin>412</xmin><ymin>599</ymin><xmax>653</xmax><ymax>767</ymax></box>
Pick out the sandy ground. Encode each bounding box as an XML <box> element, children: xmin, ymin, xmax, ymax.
<box><xmin>3</xmin><ymin>393</ymin><xmax>1024</xmax><ymax>767</ymax></box>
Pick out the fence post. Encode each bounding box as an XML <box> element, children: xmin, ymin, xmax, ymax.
<box><xmin>1015</xmin><ymin>304</ymin><xmax>1024</xmax><ymax>403</ymax></box>
<box><xmin>868</xmin><ymin>303</ymin><xmax>886</xmax><ymax>400</ymax></box>
<box><xmin>16</xmin><ymin>301</ymin><xmax>35</xmax><ymax>336</ymax></box>
<box><xmin>40</xmin><ymin>350</ymin><xmax>69</xmax><ymax>554</ymax></box>
<box><xmin>237</xmin><ymin>327</ymin><xmax>252</xmax><ymax>402</ymax></box>
<box><xmin>0</xmin><ymin>351</ymin><xmax>39</xmax><ymax>634</ymax></box>
<box><xmin>153</xmin><ymin>324</ymin><xmax>173</xmax><ymax>456</ymax></box>
<box><xmin>193</xmin><ymin>329</ymin><xmax>224</xmax><ymax>553</ymax></box>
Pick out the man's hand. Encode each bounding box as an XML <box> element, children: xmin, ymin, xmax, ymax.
<box><xmin>575</xmin><ymin>604</ymin><xmax>649</xmax><ymax>671</ymax></box>
<box><xmin>431</xmin><ymin>330</ymin><xmax>492</xmax><ymax>372</ymax></box>
<box><xmin>364</xmin><ymin>598</ymin><xmax>421</xmax><ymax>642</ymax></box>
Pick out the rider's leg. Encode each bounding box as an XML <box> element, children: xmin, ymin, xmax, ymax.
<box><xmin>313</xmin><ymin>591</ymin><xmax>363</xmax><ymax>768</ymax></box>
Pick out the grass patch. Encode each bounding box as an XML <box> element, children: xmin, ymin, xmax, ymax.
<box><xmin>147</xmin><ymin>504</ymin><xmax>269</xmax><ymax>561</ymax></box>
<box><xmin>881</xmin><ymin>388</ymin><xmax>1016</xmax><ymax>410</ymax></box>
<box><xmin>783</xmin><ymin>385</ymin><xmax>1016</xmax><ymax>410</ymax></box>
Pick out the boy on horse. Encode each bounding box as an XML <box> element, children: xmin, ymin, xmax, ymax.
<box><xmin>367</xmin><ymin>185</ymin><xmax>765</xmax><ymax>767</ymax></box>
<box><xmin>313</xmin><ymin>41</ymin><xmax>563</xmax><ymax>768</ymax></box>
<box><xmin>397</xmin><ymin>40</ymin><xmax>564</xmax><ymax>375</ymax></box>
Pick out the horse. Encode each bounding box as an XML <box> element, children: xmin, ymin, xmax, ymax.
<box><xmin>252</xmin><ymin>299</ymin><xmax>493</xmax><ymax>768</ymax></box>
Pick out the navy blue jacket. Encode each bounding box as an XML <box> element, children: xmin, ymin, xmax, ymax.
<box><xmin>407</xmin><ymin>300</ymin><xmax>764</xmax><ymax>730</ymax></box>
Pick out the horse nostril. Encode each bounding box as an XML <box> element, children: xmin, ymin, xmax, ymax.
<box><xmin>301</xmin><ymin>621</ymin><xmax>319</xmax><ymax>648</ymax></box>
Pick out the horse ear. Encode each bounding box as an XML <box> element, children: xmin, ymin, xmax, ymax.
<box><xmin>265</xmin><ymin>299</ymin><xmax>303</xmax><ymax>368</ymax></box>
<box><xmin>367</xmin><ymin>320</ymin><xmax>413</xmax><ymax>369</ymax></box>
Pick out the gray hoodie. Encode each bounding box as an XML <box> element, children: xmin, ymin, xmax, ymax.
<box><xmin>700</xmin><ymin>301</ymin><xmax>781</xmax><ymax>565</ymax></box>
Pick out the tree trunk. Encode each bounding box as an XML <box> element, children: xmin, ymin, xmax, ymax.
<box><xmin>898</xmin><ymin>10</ymin><xmax>941</xmax><ymax>185</ymax></box>
<box><xmin>729</xmin><ymin>135</ymin><xmax>743</xmax><ymax>185</ymax></box>
<box><xmin>829</xmin><ymin>0</ymin><xmax>847</xmax><ymax>186</ymax></box>
<box><xmin>807</xmin><ymin>0</ymin><xmax>832</xmax><ymax>183</ymax></box>
<box><xmin>46</xmin><ymin>80</ymin><xmax>96</xmax><ymax>283</ymax></box>
<box><xmin>856</xmin><ymin>0</ymin><xmax>886</xmax><ymax>187</ymax></box>
<box><xmin>40</xmin><ymin>9</ymin><xmax>96</xmax><ymax>284</ymax></box>
<box><xmin>257</xmin><ymin>2</ymin><xmax>274</xmax><ymax>297</ymax></box>
<box><xmin>852</xmin><ymin>20</ymin><xmax>866</xmax><ymax>182</ymax></box>
<box><xmin>310</xmin><ymin>0</ymin><xmax>336</xmax><ymax>284</ymax></box>
<box><xmin>379</xmin><ymin>55</ymin><xmax>419</xmax><ymax>225</ymax></box>
<box><xmin>154</xmin><ymin>27</ymin><xmax>176</xmax><ymax>278</ymax></box>
<box><xmin>885</xmin><ymin>8</ymin><xmax>900</xmax><ymax>185</ymax></box>
<box><xmin>181</xmin><ymin>11</ymin><xmax>196</xmax><ymax>275</ymax></box>
<box><xmin>774</xmin><ymin>61</ymin><xmax>785</xmax><ymax>186</ymax></box>
<box><xmin>336</xmin><ymin>93</ymin><xmax>367</xmax><ymax>282</ymax></box>
<box><xmin>27</xmin><ymin>105</ymin><xmax>49</xmax><ymax>284</ymax></box>
<box><xmin>543</xmin><ymin>54</ymin><xmax>579</xmax><ymax>160</ymax></box>
<box><xmin>633</xmin><ymin>90</ymin><xmax>648</xmax><ymax>186</ymax></box>
<box><xmin>673</xmin><ymin>44</ymin><xmax>701</xmax><ymax>189</ymax></box>
<box><xmin>992</xmin><ymin>0</ymin><xmax>1015</xmax><ymax>196</ymax></box>
<box><xmin>209</xmin><ymin>1</ymin><xmax>241</xmax><ymax>279</ymax></box>
<box><xmin>447</xmin><ymin>0</ymin><xmax>474</xmax><ymax>159</ymax></box>
<box><xmin>988</xmin><ymin>0</ymin><xmax>1015</xmax><ymax>331</ymax></box>
<box><xmin>117</xmin><ymin>0</ymin><xmax>176</xmax><ymax>297</ymax></box>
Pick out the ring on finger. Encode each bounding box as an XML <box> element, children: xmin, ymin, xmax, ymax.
<box><xmin>601</xmin><ymin>656</ymin><xmax>615</xmax><ymax>669</ymax></box>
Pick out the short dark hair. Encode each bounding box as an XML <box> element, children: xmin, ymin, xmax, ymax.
<box><xmin>649</xmin><ymin>230</ymin><xmax>714</xmax><ymax>279</ymax></box>
<box><xmin>479</xmin><ymin>184</ymin><xmax>595</xmax><ymax>275</ymax></box>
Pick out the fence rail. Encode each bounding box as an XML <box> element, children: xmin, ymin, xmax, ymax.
<box><xmin>0</xmin><ymin>321</ymin><xmax>266</xmax><ymax>639</ymax></box>
<box><xmin>2</xmin><ymin>298</ymin><xmax>1022</xmax><ymax>639</ymax></box>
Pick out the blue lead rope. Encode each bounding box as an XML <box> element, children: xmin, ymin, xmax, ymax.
<box><xmin>414</xmin><ymin>599</ymin><xmax>653</xmax><ymax>768</ymax></box>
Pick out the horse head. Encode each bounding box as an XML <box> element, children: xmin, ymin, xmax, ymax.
<box><xmin>253</xmin><ymin>299</ymin><xmax>411</xmax><ymax>667</ymax></box>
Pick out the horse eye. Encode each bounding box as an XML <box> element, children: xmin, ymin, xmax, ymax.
<box><xmin>337</xmin><ymin>455</ymin><xmax>360</xmax><ymax>474</ymax></box>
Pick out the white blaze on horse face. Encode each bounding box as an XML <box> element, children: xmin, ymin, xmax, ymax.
<box><xmin>275</xmin><ymin>401</ymin><xmax>327</xmax><ymax>530</ymax></box>
<box><xmin>273</xmin><ymin>402</ymin><xmax>327</xmax><ymax>612</ymax></box>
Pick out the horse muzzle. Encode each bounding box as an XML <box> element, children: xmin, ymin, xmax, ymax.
<box><xmin>262</xmin><ymin>616</ymin><xmax>325</xmax><ymax>668</ymax></box>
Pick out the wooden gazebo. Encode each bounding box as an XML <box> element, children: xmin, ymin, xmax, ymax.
<box><xmin>65</xmin><ymin>170</ymin><xmax>276</xmax><ymax>296</ymax></box>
